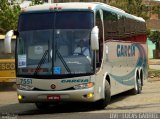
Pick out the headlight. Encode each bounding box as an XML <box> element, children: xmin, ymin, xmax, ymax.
<box><xmin>17</xmin><ymin>84</ymin><xmax>34</xmax><ymax>91</ymax></box>
<box><xmin>73</xmin><ymin>82</ymin><xmax>94</xmax><ymax>90</ymax></box>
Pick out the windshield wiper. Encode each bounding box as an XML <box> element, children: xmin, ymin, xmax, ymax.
<box><xmin>56</xmin><ymin>49</ymin><xmax>71</xmax><ymax>73</ymax></box>
<box><xmin>34</xmin><ymin>50</ymin><xmax>48</xmax><ymax>75</ymax></box>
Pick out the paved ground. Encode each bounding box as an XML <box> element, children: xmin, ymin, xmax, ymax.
<box><xmin>149</xmin><ymin>59</ymin><xmax>160</xmax><ymax>70</ymax></box>
<box><xmin>149</xmin><ymin>59</ymin><xmax>160</xmax><ymax>65</ymax></box>
<box><xmin>0</xmin><ymin>78</ymin><xmax>160</xmax><ymax>119</ymax></box>
<box><xmin>149</xmin><ymin>65</ymin><xmax>160</xmax><ymax>70</ymax></box>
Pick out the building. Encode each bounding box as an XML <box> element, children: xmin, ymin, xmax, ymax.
<box><xmin>147</xmin><ymin>38</ymin><xmax>156</xmax><ymax>58</ymax></box>
<box><xmin>143</xmin><ymin>0</ymin><xmax>160</xmax><ymax>58</ymax></box>
<box><xmin>143</xmin><ymin>0</ymin><xmax>160</xmax><ymax>30</ymax></box>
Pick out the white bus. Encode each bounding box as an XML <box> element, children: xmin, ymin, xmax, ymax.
<box><xmin>5</xmin><ymin>2</ymin><xmax>148</xmax><ymax>109</ymax></box>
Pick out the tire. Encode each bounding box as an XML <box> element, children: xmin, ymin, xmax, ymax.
<box><xmin>130</xmin><ymin>75</ymin><xmax>142</xmax><ymax>95</ymax></box>
<box><xmin>137</xmin><ymin>77</ymin><xmax>142</xmax><ymax>94</ymax></box>
<box><xmin>94</xmin><ymin>80</ymin><xmax>111</xmax><ymax>109</ymax></box>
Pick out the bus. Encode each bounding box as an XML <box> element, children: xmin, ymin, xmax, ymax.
<box><xmin>5</xmin><ymin>2</ymin><xmax>147</xmax><ymax>109</ymax></box>
<box><xmin>0</xmin><ymin>34</ymin><xmax>16</xmax><ymax>83</ymax></box>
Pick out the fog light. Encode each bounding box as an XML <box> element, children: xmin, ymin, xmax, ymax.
<box><xmin>18</xmin><ymin>95</ymin><xmax>23</xmax><ymax>100</ymax></box>
<box><xmin>83</xmin><ymin>93</ymin><xmax>94</xmax><ymax>98</ymax></box>
<box><xmin>87</xmin><ymin>93</ymin><xmax>93</xmax><ymax>98</ymax></box>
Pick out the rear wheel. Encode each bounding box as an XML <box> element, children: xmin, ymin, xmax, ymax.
<box><xmin>94</xmin><ymin>80</ymin><xmax>111</xmax><ymax>109</ymax></box>
<box><xmin>137</xmin><ymin>76</ymin><xmax>142</xmax><ymax>94</ymax></box>
<box><xmin>131</xmin><ymin>75</ymin><xmax>142</xmax><ymax>95</ymax></box>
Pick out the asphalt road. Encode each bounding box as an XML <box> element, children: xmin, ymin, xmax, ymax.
<box><xmin>0</xmin><ymin>79</ymin><xmax>160</xmax><ymax>119</ymax></box>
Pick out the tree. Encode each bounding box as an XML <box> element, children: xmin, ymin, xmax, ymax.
<box><xmin>148</xmin><ymin>30</ymin><xmax>160</xmax><ymax>51</ymax></box>
<box><xmin>31</xmin><ymin>0</ymin><xmax>44</xmax><ymax>5</ymax></box>
<box><xmin>0</xmin><ymin>0</ymin><xmax>21</xmax><ymax>34</ymax></box>
<box><xmin>108</xmin><ymin>0</ymin><xmax>149</xmax><ymax>20</ymax></box>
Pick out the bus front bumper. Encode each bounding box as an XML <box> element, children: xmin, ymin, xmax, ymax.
<box><xmin>17</xmin><ymin>88</ymin><xmax>96</xmax><ymax>103</ymax></box>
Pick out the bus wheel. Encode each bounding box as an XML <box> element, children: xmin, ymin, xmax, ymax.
<box><xmin>131</xmin><ymin>75</ymin><xmax>142</xmax><ymax>95</ymax></box>
<box><xmin>137</xmin><ymin>77</ymin><xmax>142</xmax><ymax>94</ymax></box>
<box><xmin>94</xmin><ymin>80</ymin><xmax>111</xmax><ymax>109</ymax></box>
<box><xmin>35</xmin><ymin>103</ymin><xmax>54</xmax><ymax>110</ymax></box>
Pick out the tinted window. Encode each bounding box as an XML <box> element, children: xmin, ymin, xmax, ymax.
<box><xmin>55</xmin><ymin>11</ymin><xmax>93</xmax><ymax>29</ymax></box>
<box><xmin>103</xmin><ymin>10</ymin><xmax>118</xmax><ymax>39</ymax></box>
<box><xmin>18</xmin><ymin>12</ymin><xmax>54</xmax><ymax>31</ymax></box>
<box><xmin>117</xmin><ymin>15</ymin><xmax>125</xmax><ymax>37</ymax></box>
<box><xmin>18</xmin><ymin>12</ymin><xmax>93</xmax><ymax>31</ymax></box>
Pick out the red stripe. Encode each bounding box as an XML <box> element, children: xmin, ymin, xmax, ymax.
<box><xmin>106</xmin><ymin>34</ymin><xmax>147</xmax><ymax>43</ymax></box>
<box><xmin>121</xmin><ymin>35</ymin><xmax>147</xmax><ymax>43</ymax></box>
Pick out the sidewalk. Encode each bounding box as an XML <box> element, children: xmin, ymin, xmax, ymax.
<box><xmin>149</xmin><ymin>59</ymin><xmax>160</xmax><ymax>65</ymax></box>
<box><xmin>148</xmin><ymin>59</ymin><xmax>160</xmax><ymax>79</ymax></box>
<box><xmin>149</xmin><ymin>59</ymin><xmax>160</xmax><ymax>70</ymax></box>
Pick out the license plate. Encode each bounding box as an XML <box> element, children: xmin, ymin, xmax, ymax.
<box><xmin>47</xmin><ymin>95</ymin><xmax>60</xmax><ymax>100</ymax></box>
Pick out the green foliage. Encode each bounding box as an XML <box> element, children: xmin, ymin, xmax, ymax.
<box><xmin>108</xmin><ymin>0</ymin><xmax>149</xmax><ymax>20</ymax></box>
<box><xmin>0</xmin><ymin>0</ymin><xmax>21</xmax><ymax>34</ymax></box>
<box><xmin>148</xmin><ymin>30</ymin><xmax>160</xmax><ymax>43</ymax></box>
<box><xmin>148</xmin><ymin>30</ymin><xmax>160</xmax><ymax>51</ymax></box>
<box><xmin>31</xmin><ymin>0</ymin><xmax>44</xmax><ymax>5</ymax></box>
<box><xmin>151</xmin><ymin>6</ymin><xmax>160</xmax><ymax>14</ymax></box>
<box><xmin>109</xmin><ymin>0</ymin><xmax>128</xmax><ymax>13</ymax></box>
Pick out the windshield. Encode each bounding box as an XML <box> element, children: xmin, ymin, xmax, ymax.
<box><xmin>17</xmin><ymin>11</ymin><xmax>94</xmax><ymax>78</ymax></box>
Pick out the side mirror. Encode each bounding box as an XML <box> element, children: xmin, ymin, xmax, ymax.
<box><xmin>4</xmin><ymin>30</ymin><xmax>14</xmax><ymax>53</ymax></box>
<box><xmin>91</xmin><ymin>26</ymin><xmax>99</xmax><ymax>50</ymax></box>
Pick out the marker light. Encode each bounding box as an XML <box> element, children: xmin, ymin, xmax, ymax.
<box><xmin>49</xmin><ymin>6</ymin><xmax>54</xmax><ymax>11</ymax></box>
<box><xmin>58</xmin><ymin>7</ymin><xmax>62</xmax><ymax>10</ymax></box>
<box><xmin>18</xmin><ymin>95</ymin><xmax>23</xmax><ymax>100</ymax></box>
<box><xmin>88</xmin><ymin>6</ymin><xmax>92</xmax><ymax>9</ymax></box>
<box><xmin>21</xmin><ymin>8</ymin><xmax>26</xmax><ymax>12</ymax></box>
<box><xmin>49</xmin><ymin>6</ymin><xmax>62</xmax><ymax>11</ymax></box>
<box><xmin>87</xmin><ymin>82</ymin><xmax>94</xmax><ymax>88</ymax></box>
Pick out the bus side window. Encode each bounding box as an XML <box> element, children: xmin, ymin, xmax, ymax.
<box><xmin>103</xmin><ymin>10</ymin><xmax>118</xmax><ymax>39</ymax></box>
<box><xmin>96</xmin><ymin>10</ymin><xmax>103</xmax><ymax>68</ymax></box>
<box><xmin>117</xmin><ymin>15</ymin><xmax>125</xmax><ymax>38</ymax></box>
<box><xmin>124</xmin><ymin>17</ymin><xmax>131</xmax><ymax>36</ymax></box>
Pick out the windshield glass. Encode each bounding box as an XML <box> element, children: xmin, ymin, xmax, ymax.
<box><xmin>17</xmin><ymin>30</ymin><xmax>52</xmax><ymax>75</ymax></box>
<box><xmin>53</xmin><ymin>29</ymin><xmax>93</xmax><ymax>75</ymax></box>
<box><xmin>17</xmin><ymin>11</ymin><xmax>94</xmax><ymax>77</ymax></box>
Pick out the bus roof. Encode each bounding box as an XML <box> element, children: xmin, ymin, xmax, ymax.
<box><xmin>23</xmin><ymin>2</ymin><xmax>98</xmax><ymax>12</ymax></box>
<box><xmin>22</xmin><ymin>2</ymin><xmax>145</xmax><ymax>22</ymax></box>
